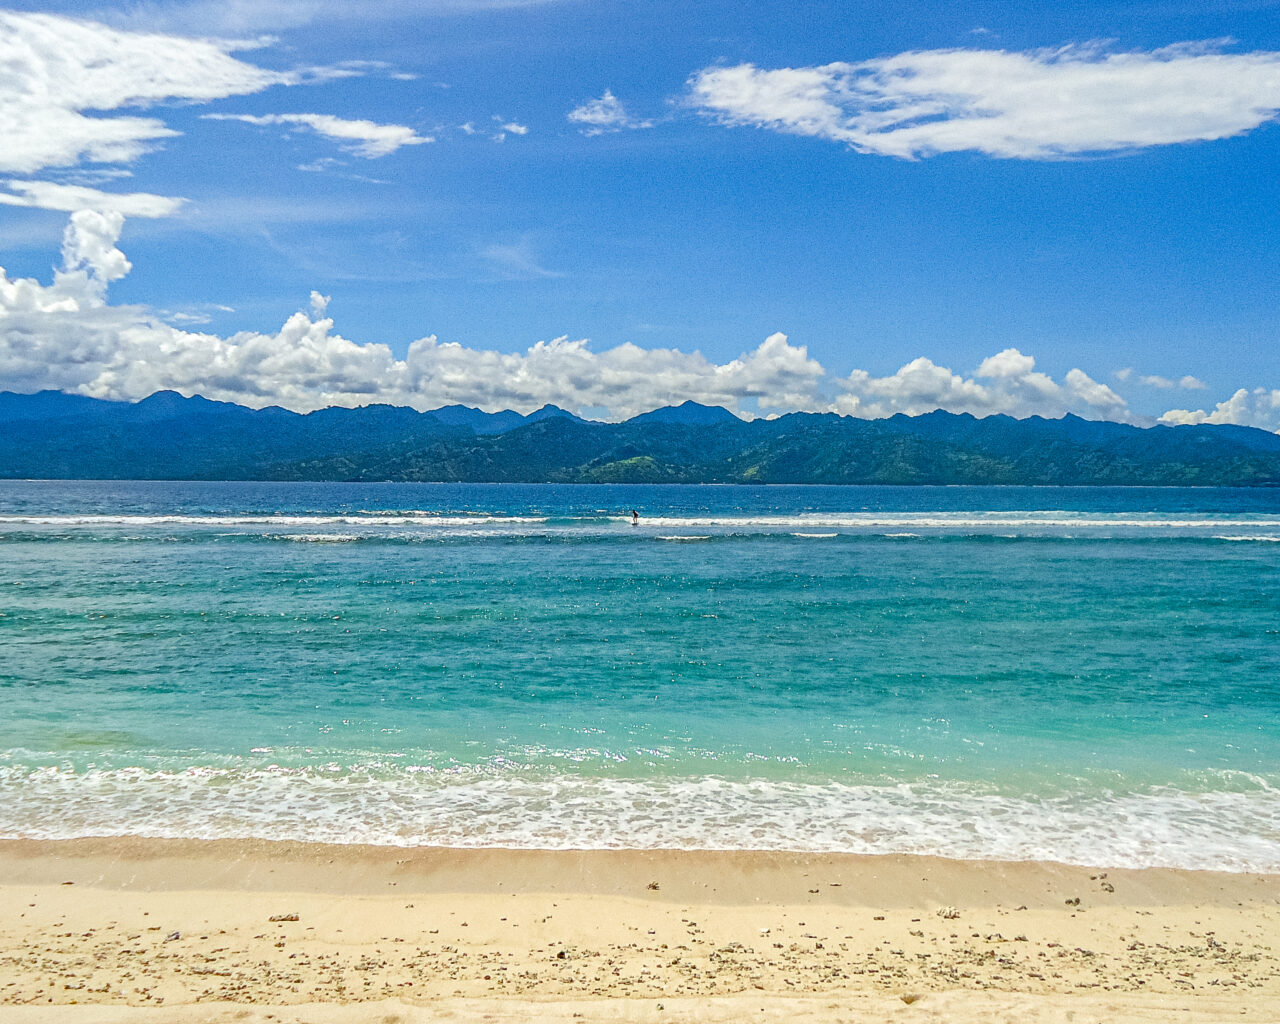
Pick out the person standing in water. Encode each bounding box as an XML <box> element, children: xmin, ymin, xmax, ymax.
<box><xmin>631</xmin><ymin>510</ymin><xmax>639</xmax><ymax>526</ymax></box>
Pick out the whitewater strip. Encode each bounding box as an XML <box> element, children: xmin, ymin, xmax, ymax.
<box><xmin>1</xmin><ymin>839</ymin><xmax>1277</xmax><ymax>1023</ymax></box>
<box><xmin>2</xmin><ymin>512</ymin><xmax>1280</xmax><ymax>531</ymax></box>
<box><xmin>6</xmin><ymin>770</ymin><xmax>1279</xmax><ymax>873</ymax></box>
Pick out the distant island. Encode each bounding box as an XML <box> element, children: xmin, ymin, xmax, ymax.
<box><xmin>2</xmin><ymin>389</ymin><xmax>1279</xmax><ymax>485</ymax></box>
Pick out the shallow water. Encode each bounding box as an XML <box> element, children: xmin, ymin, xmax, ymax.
<box><xmin>1</xmin><ymin>481</ymin><xmax>1278</xmax><ymax>869</ymax></box>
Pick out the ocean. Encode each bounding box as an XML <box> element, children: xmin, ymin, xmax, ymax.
<box><xmin>1</xmin><ymin>480</ymin><xmax>1277</xmax><ymax>871</ymax></box>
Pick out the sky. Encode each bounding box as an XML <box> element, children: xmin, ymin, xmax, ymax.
<box><xmin>0</xmin><ymin>0</ymin><xmax>1278</xmax><ymax>428</ymax></box>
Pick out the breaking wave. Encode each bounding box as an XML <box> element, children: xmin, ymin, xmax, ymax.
<box><xmin>1</xmin><ymin>763</ymin><xmax>1277</xmax><ymax>872</ymax></box>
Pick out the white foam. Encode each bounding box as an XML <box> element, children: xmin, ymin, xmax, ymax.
<box><xmin>3</xmin><ymin>511</ymin><xmax>1279</xmax><ymax>542</ymax></box>
<box><xmin>791</xmin><ymin>532</ymin><xmax>838</xmax><ymax>538</ymax></box>
<box><xmin>0</xmin><ymin>514</ymin><xmax>549</xmax><ymax>527</ymax></box>
<box><xmin>4</xmin><ymin>511</ymin><xmax>1279</xmax><ymax>529</ymax></box>
<box><xmin>1</xmin><ymin>766</ymin><xmax>1277</xmax><ymax>872</ymax></box>
<box><xmin>635</xmin><ymin>514</ymin><xmax>1280</xmax><ymax>531</ymax></box>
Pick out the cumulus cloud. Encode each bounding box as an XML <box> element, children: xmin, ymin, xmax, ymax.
<box><xmin>0</xmin><ymin>210</ymin><xmax>132</xmax><ymax>319</ymax></box>
<box><xmin>0</xmin><ymin>11</ymin><xmax>308</xmax><ymax>176</ymax></box>
<box><xmin>1161</xmin><ymin>389</ymin><xmax>1280</xmax><ymax>433</ymax></box>
<box><xmin>397</xmin><ymin>331</ymin><xmax>825</xmax><ymax>419</ymax></box>
<box><xmin>688</xmin><ymin>43</ymin><xmax>1280</xmax><ymax>158</ymax></box>
<box><xmin>202</xmin><ymin>113</ymin><xmax>432</xmax><ymax>157</ymax></box>
<box><xmin>58</xmin><ymin>210</ymin><xmax>134</xmax><ymax>293</ymax></box>
<box><xmin>0</xmin><ymin>211</ymin><xmax>1253</xmax><ymax>427</ymax></box>
<box><xmin>568</xmin><ymin>90</ymin><xmax>652</xmax><ymax>135</ymax></box>
<box><xmin>0</xmin><ymin>212</ymin><xmax>826</xmax><ymax>417</ymax></box>
<box><xmin>0</xmin><ymin>180</ymin><xmax>186</xmax><ymax>217</ymax></box>
<box><xmin>1141</xmin><ymin>373</ymin><xmax>1207</xmax><ymax>390</ymax></box>
<box><xmin>834</xmin><ymin>348</ymin><xmax>1131</xmax><ymax>421</ymax></box>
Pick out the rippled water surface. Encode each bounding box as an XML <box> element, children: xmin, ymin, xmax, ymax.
<box><xmin>1</xmin><ymin>481</ymin><xmax>1278</xmax><ymax>869</ymax></box>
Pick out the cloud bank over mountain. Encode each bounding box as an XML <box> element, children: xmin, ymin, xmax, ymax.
<box><xmin>1</xmin><ymin>210</ymin><xmax>1273</xmax><ymax>431</ymax></box>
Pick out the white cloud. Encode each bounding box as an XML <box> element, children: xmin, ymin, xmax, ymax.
<box><xmin>976</xmin><ymin>348</ymin><xmax>1037</xmax><ymax>378</ymax></box>
<box><xmin>0</xmin><ymin>210</ymin><xmax>132</xmax><ymax>317</ymax></box>
<box><xmin>1137</xmin><ymin>372</ymin><xmax>1208</xmax><ymax>389</ymax></box>
<box><xmin>716</xmin><ymin>331</ymin><xmax>827</xmax><ymax>414</ymax></box>
<box><xmin>0</xmin><ymin>211</ymin><xmax>1257</xmax><ymax>428</ymax></box>
<box><xmin>58</xmin><ymin>210</ymin><xmax>134</xmax><ymax>293</ymax></box>
<box><xmin>46</xmin><ymin>168</ymin><xmax>138</xmax><ymax>186</ymax></box>
<box><xmin>203</xmin><ymin>113</ymin><xmax>432</xmax><ymax>157</ymax></box>
<box><xmin>834</xmin><ymin>349</ymin><xmax>1131</xmax><ymax>421</ymax></box>
<box><xmin>0</xmin><ymin>180</ymin><xmax>186</xmax><ymax>217</ymax></box>
<box><xmin>458</xmin><ymin>118</ymin><xmax>528</xmax><ymax>142</ymax></box>
<box><xmin>1064</xmin><ymin>368</ymin><xmax>1129</xmax><ymax>417</ymax></box>
<box><xmin>688</xmin><ymin>43</ymin><xmax>1280</xmax><ymax>158</ymax></box>
<box><xmin>0</xmin><ymin>212</ymin><xmax>826</xmax><ymax>417</ymax></box>
<box><xmin>1161</xmin><ymin>389</ymin><xmax>1280</xmax><ymax>432</ymax></box>
<box><xmin>296</xmin><ymin>157</ymin><xmax>345</xmax><ymax>174</ymax></box>
<box><xmin>0</xmin><ymin>11</ymin><xmax>305</xmax><ymax>176</ymax></box>
<box><xmin>568</xmin><ymin>90</ymin><xmax>652</xmax><ymax>135</ymax></box>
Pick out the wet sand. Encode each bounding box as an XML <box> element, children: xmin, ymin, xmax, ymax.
<box><xmin>2</xmin><ymin>838</ymin><xmax>1278</xmax><ymax>1022</ymax></box>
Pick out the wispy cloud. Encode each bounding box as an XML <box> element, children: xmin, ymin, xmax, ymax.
<box><xmin>1141</xmin><ymin>373</ymin><xmax>1207</xmax><ymax>389</ymax></box>
<box><xmin>0</xmin><ymin>4</ymin><xmax>369</xmax><ymax>222</ymax></box>
<box><xmin>0</xmin><ymin>10</ymin><xmax>299</xmax><ymax>177</ymax></box>
<box><xmin>203</xmin><ymin>113</ymin><xmax>432</xmax><ymax>157</ymax></box>
<box><xmin>460</xmin><ymin>118</ymin><xmax>531</xmax><ymax>142</ymax></box>
<box><xmin>293</xmin><ymin>157</ymin><xmax>391</xmax><ymax>184</ymax></box>
<box><xmin>480</xmin><ymin>240</ymin><xmax>562</xmax><ymax>279</ymax></box>
<box><xmin>568</xmin><ymin>90</ymin><xmax>653</xmax><ymax>135</ymax></box>
<box><xmin>0</xmin><ymin>180</ymin><xmax>186</xmax><ymax>218</ymax></box>
<box><xmin>688</xmin><ymin>42</ymin><xmax>1280</xmax><ymax>158</ymax></box>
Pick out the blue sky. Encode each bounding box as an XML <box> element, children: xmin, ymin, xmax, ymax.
<box><xmin>1</xmin><ymin>0</ymin><xmax>1278</xmax><ymax>427</ymax></box>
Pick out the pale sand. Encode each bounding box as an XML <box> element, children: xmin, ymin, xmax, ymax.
<box><xmin>1</xmin><ymin>839</ymin><xmax>1279</xmax><ymax>1022</ymax></box>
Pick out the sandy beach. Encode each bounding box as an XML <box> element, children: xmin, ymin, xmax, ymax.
<box><xmin>0</xmin><ymin>839</ymin><xmax>1277</xmax><ymax>1022</ymax></box>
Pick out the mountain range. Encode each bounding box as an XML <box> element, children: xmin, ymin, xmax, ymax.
<box><xmin>2</xmin><ymin>390</ymin><xmax>1279</xmax><ymax>486</ymax></box>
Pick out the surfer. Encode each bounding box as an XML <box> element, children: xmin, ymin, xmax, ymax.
<box><xmin>631</xmin><ymin>510</ymin><xmax>639</xmax><ymax>526</ymax></box>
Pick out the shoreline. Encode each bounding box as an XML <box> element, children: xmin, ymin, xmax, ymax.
<box><xmin>3</xmin><ymin>836</ymin><xmax>1278</xmax><ymax>901</ymax></box>
<box><xmin>3</xmin><ymin>839</ymin><xmax>1279</xmax><ymax>1022</ymax></box>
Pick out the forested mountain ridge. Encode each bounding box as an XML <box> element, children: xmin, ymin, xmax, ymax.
<box><xmin>2</xmin><ymin>390</ymin><xmax>1279</xmax><ymax>485</ymax></box>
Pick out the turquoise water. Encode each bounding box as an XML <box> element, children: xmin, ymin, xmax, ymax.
<box><xmin>1</xmin><ymin>481</ymin><xmax>1278</xmax><ymax>869</ymax></box>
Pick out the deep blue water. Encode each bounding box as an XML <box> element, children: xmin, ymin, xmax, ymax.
<box><xmin>1</xmin><ymin>481</ymin><xmax>1277</xmax><ymax>868</ymax></box>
